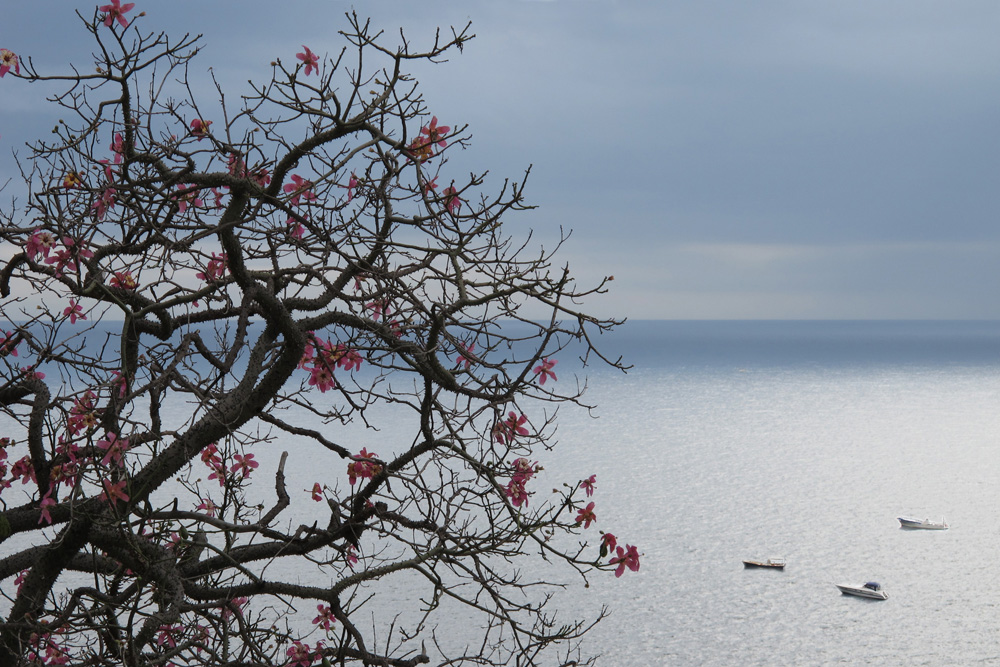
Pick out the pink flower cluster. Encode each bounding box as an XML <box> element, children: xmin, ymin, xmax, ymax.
<box><xmin>300</xmin><ymin>335</ymin><xmax>363</xmax><ymax>393</ymax></box>
<box><xmin>347</xmin><ymin>448</ymin><xmax>381</xmax><ymax>486</ymax></box>
<box><xmin>504</xmin><ymin>457</ymin><xmax>539</xmax><ymax>508</ymax></box>
<box><xmin>196</xmin><ymin>252</ymin><xmax>227</xmax><ymax>283</ymax></box>
<box><xmin>407</xmin><ymin>116</ymin><xmax>450</xmax><ymax>164</ymax></box>
<box><xmin>26</xmin><ymin>231</ymin><xmax>93</xmax><ymax>276</ymax></box>
<box><xmin>286</xmin><ymin>640</ymin><xmax>324</xmax><ymax>667</ymax></box>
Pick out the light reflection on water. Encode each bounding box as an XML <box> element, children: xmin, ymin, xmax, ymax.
<box><xmin>554</xmin><ymin>358</ymin><xmax>1000</xmax><ymax>666</ymax></box>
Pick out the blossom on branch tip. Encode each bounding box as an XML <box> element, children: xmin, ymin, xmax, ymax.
<box><xmin>609</xmin><ymin>544</ymin><xmax>640</xmax><ymax>577</ymax></box>
<box><xmin>575</xmin><ymin>501</ymin><xmax>597</xmax><ymax>529</ymax></box>
<box><xmin>0</xmin><ymin>49</ymin><xmax>20</xmax><ymax>78</ymax></box>
<box><xmin>99</xmin><ymin>0</ymin><xmax>136</xmax><ymax>28</ymax></box>
<box><xmin>493</xmin><ymin>411</ymin><xmax>529</xmax><ymax>444</ymax></box>
<box><xmin>313</xmin><ymin>604</ymin><xmax>336</xmax><ymax>631</ymax></box>
<box><xmin>189</xmin><ymin>118</ymin><xmax>212</xmax><ymax>140</ymax></box>
<box><xmin>311</xmin><ymin>482</ymin><xmax>323</xmax><ymax>501</ymax></box>
<box><xmin>63</xmin><ymin>299</ymin><xmax>86</xmax><ymax>324</ymax></box>
<box><xmin>230</xmin><ymin>453</ymin><xmax>258</xmax><ymax>479</ymax></box>
<box><xmin>283</xmin><ymin>173</ymin><xmax>317</xmax><ymax>206</ymax></box>
<box><xmin>580</xmin><ymin>474</ymin><xmax>596</xmax><ymax>497</ymax></box>
<box><xmin>420</xmin><ymin>116</ymin><xmax>450</xmax><ymax>149</ymax></box>
<box><xmin>533</xmin><ymin>358</ymin><xmax>558</xmax><ymax>385</ymax></box>
<box><xmin>297</xmin><ymin>45</ymin><xmax>319</xmax><ymax>76</ymax></box>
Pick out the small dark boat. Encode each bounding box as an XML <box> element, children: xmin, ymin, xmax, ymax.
<box><xmin>742</xmin><ymin>558</ymin><xmax>786</xmax><ymax>569</ymax></box>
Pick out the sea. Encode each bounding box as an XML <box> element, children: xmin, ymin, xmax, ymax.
<box><xmin>7</xmin><ymin>319</ymin><xmax>1000</xmax><ymax>665</ymax></box>
<box><xmin>550</xmin><ymin>320</ymin><xmax>1000</xmax><ymax>666</ymax></box>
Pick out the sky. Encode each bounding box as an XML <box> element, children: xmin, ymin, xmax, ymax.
<box><xmin>1</xmin><ymin>1</ymin><xmax>998</xmax><ymax>320</ymax></box>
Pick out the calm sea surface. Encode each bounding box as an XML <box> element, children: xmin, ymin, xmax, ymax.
<box><xmin>553</xmin><ymin>320</ymin><xmax>1000</xmax><ymax>666</ymax></box>
<box><xmin>8</xmin><ymin>320</ymin><xmax>1000</xmax><ymax>665</ymax></box>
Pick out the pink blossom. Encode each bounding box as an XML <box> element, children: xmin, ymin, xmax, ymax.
<box><xmin>63</xmin><ymin>299</ymin><xmax>86</xmax><ymax>324</ymax></box>
<box><xmin>110</xmin><ymin>133</ymin><xmax>125</xmax><ymax>163</ymax></box>
<box><xmin>345</xmin><ymin>172</ymin><xmax>358</xmax><ymax>202</ymax></box>
<box><xmin>575</xmin><ymin>501</ymin><xmax>597</xmax><ymax>529</ymax></box>
<box><xmin>297</xmin><ymin>46</ymin><xmax>319</xmax><ymax>76</ymax></box>
<box><xmin>25</xmin><ymin>229</ymin><xmax>56</xmax><ymax>259</ymax></box>
<box><xmin>365</xmin><ymin>300</ymin><xmax>388</xmax><ymax>321</ymax></box>
<box><xmin>0</xmin><ymin>49</ymin><xmax>19</xmax><ymax>78</ymax></box>
<box><xmin>285</xmin><ymin>641</ymin><xmax>313</xmax><ymax>667</ymax></box>
<box><xmin>230</xmin><ymin>453</ymin><xmax>258</xmax><ymax>479</ymax></box>
<box><xmin>99</xmin><ymin>478</ymin><xmax>130</xmax><ymax>506</ymax></box>
<box><xmin>156</xmin><ymin>624</ymin><xmax>183</xmax><ymax>648</ymax></box>
<box><xmin>609</xmin><ymin>544</ymin><xmax>640</xmax><ymax>578</ymax></box>
<box><xmin>580</xmin><ymin>474</ymin><xmax>596</xmax><ymax>497</ymax></box>
<box><xmin>287</xmin><ymin>218</ymin><xmax>305</xmax><ymax>239</ymax></box>
<box><xmin>173</xmin><ymin>185</ymin><xmax>204</xmax><ymax>213</ymax></box>
<box><xmin>91</xmin><ymin>187</ymin><xmax>117</xmax><ymax>220</ymax></box>
<box><xmin>195</xmin><ymin>498</ymin><xmax>218</xmax><ymax>517</ymax></box>
<box><xmin>347</xmin><ymin>448</ymin><xmax>381</xmax><ymax>485</ymax></box>
<box><xmin>313</xmin><ymin>604</ymin><xmax>336</xmax><ymax>631</ymax></box>
<box><xmin>99</xmin><ymin>0</ymin><xmax>136</xmax><ymax>28</ymax></box>
<box><xmin>443</xmin><ymin>186</ymin><xmax>463</xmax><ymax>214</ymax></box>
<box><xmin>283</xmin><ymin>174</ymin><xmax>317</xmax><ymax>206</ymax></box>
<box><xmin>311</xmin><ymin>482</ymin><xmax>323</xmax><ymax>501</ymax></box>
<box><xmin>455</xmin><ymin>342</ymin><xmax>475</xmax><ymax>369</ymax></box>
<box><xmin>308</xmin><ymin>365</ymin><xmax>335</xmax><ymax>393</ymax></box>
<box><xmin>97</xmin><ymin>432</ymin><xmax>129</xmax><ymax>467</ymax></box>
<box><xmin>493</xmin><ymin>411</ymin><xmax>529</xmax><ymax>444</ymax></box>
<box><xmin>221</xmin><ymin>597</ymin><xmax>247</xmax><ymax>620</ymax></box>
<box><xmin>533</xmin><ymin>358</ymin><xmax>558</xmax><ymax>385</ymax></box>
<box><xmin>510</xmin><ymin>457</ymin><xmax>538</xmax><ymax>483</ymax></box>
<box><xmin>0</xmin><ymin>331</ymin><xmax>19</xmax><ymax>357</ymax></box>
<box><xmin>420</xmin><ymin>116</ymin><xmax>450</xmax><ymax>149</ymax></box>
<box><xmin>505</xmin><ymin>478</ymin><xmax>529</xmax><ymax>507</ymax></box>
<box><xmin>38</xmin><ymin>490</ymin><xmax>56</xmax><ymax>525</ymax></box>
<box><xmin>110</xmin><ymin>271</ymin><xmax>137</xmax><ymax>289</ymax></box>
<box><xmin>346</xmin><ymin>544</ymin><xmax>358</xmax><ymax>566</ymax></box>
<box><xmin>196</xmin><ymin>252</ymin><xmax>227</xmax><ymax>282</ymax></box>
<box><xmin>189</xmin><ymin>118</ymin><xmax>212</xmax><ymax>140</ymax></box>
<box><xmin>422</xmin><ymin>175</ymin><xmax>438</xmax><ymax>195</ymax></box>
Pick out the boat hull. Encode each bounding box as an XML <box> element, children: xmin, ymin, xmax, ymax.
<box><xmin>898</xmin><ymin>517</ymin><xmax>948</xmax><ymax>530</ymax></box>
<box><xmin>836</xmin><ymin>584</ymin><xmax>888</xmax><ymax>600</ymax></box>
<box><xmin>743</xmin><ymin>559</ymin><xmax>785</xmax><ymax>569</ymax></box>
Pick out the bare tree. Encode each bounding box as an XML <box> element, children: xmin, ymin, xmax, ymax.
<box><xmin>0</xmin><ymin>6</ymin><xmax>637</xmax><ymax>666</ymax></box>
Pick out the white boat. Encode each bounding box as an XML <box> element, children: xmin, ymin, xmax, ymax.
<box><xmin>742</xmin><ymin>557</ymin><xmax>786</xmax><ymax>569</ymax></box>
<box><xmin>836</xmin><ymin>582</ymin><xmax>888</xmax><ymax>600</ymax></box>
<box><xmin>898</xmin><ymin>516</ymin><xmax>948</xmax><ymax>530</ymax></box>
